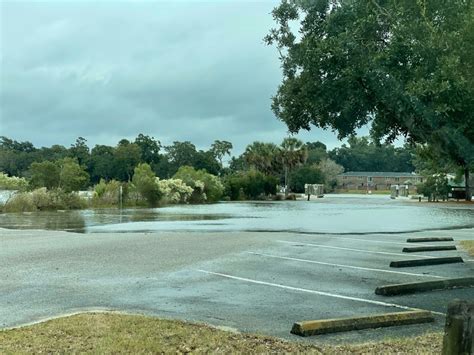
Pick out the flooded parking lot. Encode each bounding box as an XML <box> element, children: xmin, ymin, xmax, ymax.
<box><xmin>1</xmin><ymin>195</ymin><xmax>473</xmax><ymax>343</ymax></box>
<box><xmin>1</xmin><ymin>195</ymin><xmax>474</xmax><ymax>234</ymax></box>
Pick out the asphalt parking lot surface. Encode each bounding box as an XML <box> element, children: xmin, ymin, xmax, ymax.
<box><xmin>1</xmin><ymin>227</ymin><xmax>473</xmax><ymax>343</ymax></box>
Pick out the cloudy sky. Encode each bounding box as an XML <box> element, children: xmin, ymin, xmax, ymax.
<box><xmin>1</xmin><ymin>0</ymin><xmax>350</xmax><ymax>154</ymax></box>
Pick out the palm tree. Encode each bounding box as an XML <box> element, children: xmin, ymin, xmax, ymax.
<box><xmin>280</xmin><ymin>137</ymin><xmax>307</xmax><ymax>194</ymax></box>
<box><xmin>243</xmin><ymin>142</ymin><xmax>280</xmax><ymax>175</ymax></box>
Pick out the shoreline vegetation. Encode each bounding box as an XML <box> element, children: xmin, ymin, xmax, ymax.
<box><xmin>0</xmin><ymin>313</ymin><xmax>443</xmax><ymax>354</ymax></box>
<box><xmin>1</xmin><ymin>134</ymin><xmax>472</xmax><ymax>213</ymax></box>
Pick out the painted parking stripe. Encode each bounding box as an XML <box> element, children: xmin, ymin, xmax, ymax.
<box><xmin>247</xmin><ymin>252</ymin><xmax>445</xmax><ymax>279</ymax></box>
<box><xmin>197</xmin><ymin>269</ymin><xmax>445</xmax><ymax>316</ymax></box>
<box><xmin>277</xmin><ymin>240</ymin><xmax>436</xmax><ymax>259</ymax></box>
<box><xmin>291</xmin><ymin>234</ymin><xmax>435</xmax><ymax>247</ymax></box>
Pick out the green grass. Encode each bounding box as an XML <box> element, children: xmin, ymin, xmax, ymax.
<box><xmin>0</xmin><ymin>313</ymin><xmax>443</xmax><ymax>354</ymax></box>
<box><xmin>460</xmin><ymin>240</ymin><xmax>474</xmax><ymax>256</ymax></box>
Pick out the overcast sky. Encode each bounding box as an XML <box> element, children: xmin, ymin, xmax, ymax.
<box><xmin>1</xmin><ymin>0</ymin><xmax>353</xmax><ymax>155</ymax></box>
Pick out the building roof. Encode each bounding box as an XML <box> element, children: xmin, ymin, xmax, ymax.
<box><xmin>338</xmin><ymin>171</ymin><xmax>421</xmax><ymax>177</ymax></box>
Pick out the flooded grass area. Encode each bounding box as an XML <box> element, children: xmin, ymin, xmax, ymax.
<box><xmin>1</xmin><ymin>195</ymin><xmax>473</xmax><ymax>235</ymax></box>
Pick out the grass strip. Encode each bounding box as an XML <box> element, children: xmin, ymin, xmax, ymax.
<box><xmin>0</xmin><ymin>313</ymin><xmax>443</xmax><ymax>354</ymax></box>
<box><xmin>460</xmin><ymin>240</ymin><xmax>474</xmax><ymax>256</ymax></box>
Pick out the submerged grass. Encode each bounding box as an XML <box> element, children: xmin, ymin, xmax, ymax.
<box><xmin>0</xmin><ymin>313</ymin><xmax>443</xmax><ymax>354</ymax></box>
<box><xmin>460</xmin><ymin>240</ymin><xmax>474</xmax><ymax>256</ymax></box>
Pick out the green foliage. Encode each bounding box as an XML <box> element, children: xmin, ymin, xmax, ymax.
<box><xmin>224</xmin><ymin>170</ymin><xmax>278</xmax><ymax>200</ymax></box>
<box><xmin>114</xmin><ymin>141</ymin><xmax>141</xmax><ymax>181</ymax></box>
<box><xmin>243</xmin><ymin>142</ymin><xmax>281</xmax><ymax>176</ymax></box>
<box><xmin>329</xmin><ymin>137</ymin><xmax>415</xmax><ymax>172</ymax></box>
<box><xmin>58</xmin><ymin>158</ymin><xmax>89</xmax><ymax>193</ymax></box>
<box><xmin>134</xmin><ymin>134</ymin><xmax>161</xmax><ymax>165</ymax></box>
<box><xmin>68</xmin><ymin>137</ymin><xmax>90</xmax><ymax>168</ymax></box>
<box><xmin>173</xmin><ymin>166</ymin><xmax>223</xmax><ymax>203</ymax></box>
<box><xmin>417</xmin><ymin>175</ymin><xmax>450</xmax><ymax>201</ymax></box>
<box><xmin>132</xmin><ymin>163</ymin><xmax>162</xmax><ymax>207</ymax></box>
<box><xmin>29</xmin><ymin>161</ymin><xmax>60</xmax><ymax>190</ymax></box>
<box><xmin>267</xmin><ymin>0</ymin><xmax>474</xmax><ymax>199</ymax></box>
<box><xmin>90</xmin><ymin>145</ymin><xmax>115</xmax><ymax>183</ymax></box>
<box><xmin>210</xmin><ymin>140</ymin><xmax>233</xmax><ymax>167</ymax></box>
<box><xmin>280</xmin><ymin>137</ymin><xmax>307</xmax><ymax>191</ymax></box>
<box><xmin>3</xmin><ymin>188</ymin><xmax>86</xmax><ymax>212</ymax></box>
<box><xmin>0</xmin><ymin>173</ymin><xmax>28</xmax><ymax>190</ymax></box>
<box><xmin>289</xmin><ymin>166</ymin><xmax>324</xmax><ymax>193</ymax></box>
<box><xmin>317</xmin><ymin>158</ymin><xmax>344</xmax><ymax>192</ymax></box>
<box><xmin>157</xmin><ymin>178</ymin><xmax>193</xmax><ymax>204</ymax></box>
<box><xmin>29</xmin><ymin>158</ymin><xmax>89</xmax><ymax>192</ymax></box>
<box><xmin>92</xmin><ymin>179</ymin><xmax>123</xmax><ymax>207</ymax></box>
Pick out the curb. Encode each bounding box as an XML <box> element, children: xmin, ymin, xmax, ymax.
<box><xmin>407</xmin><ymin>237</ymin><xmax>454</xmax><ymax>243</ymax></box>
<box><xmin>290</xmin><ymin>310</ymin><xmax>434</xmax><ymax>336</ymax></box>
<box><xmin>402</xmin><ymin>245</ymin><xmax>457</xmax><ymax>253</ymax></box>
<box><xmin>375</xmin><ymin>277</ymin><xmax>474</xmax><ymax>296</ymax></box>
<box><xmin>390</xmin><ymin>257</ymin><xmax>463</xmax><ymax>268</ymax></box>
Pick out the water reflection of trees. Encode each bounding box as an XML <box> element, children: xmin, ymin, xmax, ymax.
<box><xmin>0</xmin><ymin>211</ymin><xmax>86</xmax><ymax>233</ymax></box>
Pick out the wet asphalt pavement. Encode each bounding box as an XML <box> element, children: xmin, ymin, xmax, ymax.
<box><xmin>1</xmin><ymin>227</ymin><xmax>473</xmax><ymax>344</ymax></box>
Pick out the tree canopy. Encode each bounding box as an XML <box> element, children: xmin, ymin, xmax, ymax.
<box><xmin>266</xmin><ymin>0</ymin><xmax>474</xmax><ymax>199</ymax></box>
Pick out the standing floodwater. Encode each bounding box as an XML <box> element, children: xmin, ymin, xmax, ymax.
<box><xmin>1</xmin><ymin>195</ymin><xmax>473</xmax><ymax>235</ymax></box>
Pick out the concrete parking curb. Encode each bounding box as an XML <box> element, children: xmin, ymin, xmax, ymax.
<box><xmin>402</xmin><ymin>245</ymin><xmax>457</xmax><ymax>253</ymax></box>
<box><xmin>290</xmin><ymin>310</ymin><xmax>434</xmax><ymax>336</ymax></box>
<box><xmin>407</xmin><ymin>237</ymin><xmax>454</xmax><ymax>243</ymax></box>
<box><xmin>375</xmin><ymin>277</ymin><xmax>474</xmax><ymax>296</ymax></box>
<box><xmin>390</xmin><ymin>257</ymin><xmax>463</xmax><ymax>268</ymax></box>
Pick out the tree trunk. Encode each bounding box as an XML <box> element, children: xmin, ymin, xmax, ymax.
<box><xmin>284</xmin><ymin>166</ymin><xmax>289</xmax><ymax>196</ymax></box>
<box><xmin>442</xmin><ymin>299</ymin><xmax>474</xmax><ymax>355</ymax></box>
<box><xmin>465</xmin><ymin>168</ymin><xmax>471</xmax><ymax>201</ymax></box>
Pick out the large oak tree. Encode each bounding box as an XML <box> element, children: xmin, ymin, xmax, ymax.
<box><xmin>266</xmin><ymin>0</ymin><xmax>474</xmax><ymax>199</ymax></box>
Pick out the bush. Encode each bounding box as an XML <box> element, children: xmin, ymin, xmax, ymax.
<box><xmin>92</xmin><ymin>179</ymin><xmax>124</xmax><ymax>207</ymax></box>
<box><xmin>0</xmin><ymin>173</ymin><xmax>28</xmax><ymax>190</ymax></box>
<box><xmin>132</xmin><ymin>163</ymin><xmax>162</xmax><ymax>206</ymax></box>
<box><xmin>3</xmin><ymin>188</ymin><xmax>87</xmax><ymax>212</ymax></box>
<box><xmin>224</xmin><ymin>170</ymin><xmax>278</xmax><ymax>200</ymax></box>
<box><xmin>3</xmin><ymin>192</ymin><xmax>36</xmax><ymax>212</ymax></box>
<box><xmin>173</xmin><ymin>166</ymin><xmax>224</xmax><ymax>203</ymax></box>
<box><xmin>417</xmin><ymin>175</ymin><xmax>450</xmax><ymax>201</ymax></box>
<box><xmin>289</xmin><ymin>165</ymin><xmax>325</xmax><ymax>193</ymax></box>
<box><xmin>157</xmin><ymin>178</ymin><xmax>193</xmax><ymax>204</ymax></box>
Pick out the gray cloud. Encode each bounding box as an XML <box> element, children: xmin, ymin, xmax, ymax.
<box><xmin>1</xmin><ymin>0</ymin><xmax>344</xmax><ymax>154</ymax></box>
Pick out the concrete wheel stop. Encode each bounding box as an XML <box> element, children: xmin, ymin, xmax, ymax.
<box><xmin>402</xmin><ymin>245</ymin><xmax>457</xmax><ymax>253</ymax></box>
<box><xmin>290</xmin><ymin>310</ymin><xmax>434</xmax><ymax>336</ymax></box>
<box><xmin>375</xmin><ymin>277</ymin><xmax>474</xmax><ymax>296</ymax></box>
<box><xmin>406</xmin><ymin>237</ymin><xmax>454</xmax><ymax>243</ymax></box>
<box><xmin>390</xmin><ymin>257</ymin><xmax>463</xmax><ymax>268</ymax></box>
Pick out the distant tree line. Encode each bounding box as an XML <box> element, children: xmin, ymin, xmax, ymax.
<box><xmin>0</xmin><ymin>134</ymin><xmax>417</xmax><ymax>198</ymax></box>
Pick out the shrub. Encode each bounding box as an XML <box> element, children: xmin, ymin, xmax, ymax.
<box><xmin>417</xmin><ymin>175</ymin><xmax>450</xmax><ymax>201</ymax></box>
<box><xmin>224</xmin><ymin>170</ymin><xmax>278</xmax><ymax>200</ymax></box>
<box><xmin>157</xmin><ymin>178</ymin><xmax>193</xmax><ymax>204</ymax></box>
<box><xmin>92</xmin><ymin>179</ymin><xmax>124</xmax><ymax>207</ymax></box>
<box><xmin>289</xmin><ymin>165</ymin><xmax>325</xmax><ymax>193</ymax></box>
<box><xmin>3</xmin><ymin>188</ymin><xmax>87</xmax><ymax>212</ymax></box>
<box><xmin>3</xmin><ymin>192</ymin><xmax>36</xmax><ymax>212</ymax></box>
<box><xmin>173</xmin><ymin>166</ymin><xmax>224</xmax><ymax>203</ymax></box>
<box><xmin>0</xmin><ymin>173</ymin><xmax>28</xmax><ymax>190</ymax></box>
<box><xmin>132</xmin><ymin>163</ymin><xmax>162</xmax><ymax>206</ymax></box>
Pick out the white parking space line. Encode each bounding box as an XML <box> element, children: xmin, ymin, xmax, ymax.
<box><xmin>197</xmin><ymin>269</ymin><xmax>445</xmax><ymax>316</ymax></box>
<box><xmin>292</xmin><ymin>234</ymin><xmax>435</xmax><ymax>247</ymax></box>
<box><xmin>247</xmin><ymin>252</ymin><xmax>445</xmax><ymax>279</ymax></box>
<box><xmin>277</xmin><ymin>240</ymin><xmax>437</xmax><ymax>259</ymax></box>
